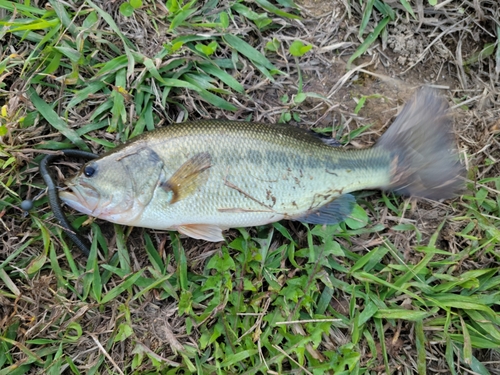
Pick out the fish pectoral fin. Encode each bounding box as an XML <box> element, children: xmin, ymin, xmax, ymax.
<box><xmin>161</xmin><ymin>152</ymin><xmax>212</xmax><ymax>204</ymax></box>
<box><xmin>291</xmin><ymin>194</ymin><xmax>356</xmax><ymax>225</ymax></box>
<box><xmin>177</xmin><ymin>224</ymin><xmax>225</xmax><ymax>242</ymax></box>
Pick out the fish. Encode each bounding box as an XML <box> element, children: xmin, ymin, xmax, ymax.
<box><xmin>59</xmin><ymin>88</ymin><xmax>464</xmax><ymax>242</ymax></box>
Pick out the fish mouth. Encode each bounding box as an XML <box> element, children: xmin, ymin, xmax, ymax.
<box><xmin>59</xmin><ymin>181</ymin><xmax>101</xmax><ymax>217</ymax></box>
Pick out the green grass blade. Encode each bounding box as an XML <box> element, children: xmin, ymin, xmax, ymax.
<box><xmin>359</xmin><ymin>0</ymin><xmax>375</xmax><ymax>37</ymax></box>
<box><xmin>85</xmin><ymin>0</ymin><xmax>136</xmax><ymax>79</ymax></box>
<box><xmin>374</xmin><ymin>0</ymin><xmax>395</xmax><ymax>19</ymax></box>
<box><xmin>0</xmin><ymin>0</ymin><xmax>46</xmax><ymax>15</ymax></box>
<box><xmin>347</xmin><ymin>16</ymin><xmax>390</xmax><ymax>69</ymax></box>
<box><xmin>67</xmin><ymin>81</ymin><xmax>107</xmax><ymax>110</ymax></box>
<box><xmin>254</xmin><ymin>0</ymin><xmax>300</xmax><ymax>19</ymax></box>
<box><xmin>223</xmin><ymin>34</ymin><xmax>277</xmax><ymax>71</ymax></box>
<box><xmin>399</xmin><ymin>0</ymin><xmax>416</xmax><ymax>19</ymax></box>
<box><xmin>170</xmin><ymin>7</ymin><xmax>198</xmax><ymax>30</ymax></box>
<box><xmin>48</xmin><ymin>0</ymin><xmax>77</xmax><ymax>35</ymax></box>
<box><xmin>197</xmin><ymin>62</ymin><xmax>245</xmax><ymax>93</ymax></box>
<box><xmin>100</xmin><ymin>271</ymin><xmax>143</xmax><ymax>304</ymax></box>
<box><xmin>374</xmin><ymin>308</ymin><xmax>437</xmax><ymax>321</ymax></box>
<box><xmin>28</xmin><ymin>87</ymin><xmax>90</xmax><ymax>151</ymax></box>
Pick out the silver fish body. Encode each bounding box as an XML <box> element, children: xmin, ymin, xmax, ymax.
<box><xmin>60</xmin><ymin>88</ymin><xmax>464</xmax><ymax>241</ymax></box>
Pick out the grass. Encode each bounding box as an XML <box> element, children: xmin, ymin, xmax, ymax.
<box><xmin>1</xmin><ymin>0</ymin><xmax>500</xmax><ymax>374</ymax></box>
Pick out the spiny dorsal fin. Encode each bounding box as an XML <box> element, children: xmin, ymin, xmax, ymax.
<box><xmin>161</xmin><ymin>152</ymin><xmax>212</xmax><ymax>204</ymax></box>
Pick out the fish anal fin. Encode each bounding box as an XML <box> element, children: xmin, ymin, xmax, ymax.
<box><xmin>292</xmin><ymin>194</ymin><xmax>356</xmax><ymax>225</ymax></box>
<box><xmin>161</xmin><ymin>152</ymin><xmax>211</xmax><ymax>204</ymax></box>
<box><xmin>177</xmin><ymin>224</ymin><xmax>225</xmax><ymax>242</ymax></box>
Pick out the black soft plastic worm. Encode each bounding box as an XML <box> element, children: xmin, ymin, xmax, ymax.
<box><xmin>39</xmin><ymin>150</ymin><xmax>98</xmax><ymax>257</ymax></box>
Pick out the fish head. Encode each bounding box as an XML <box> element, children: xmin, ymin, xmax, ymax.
<box><xmin>59</xmin><ymin>146</ymin><xmax>164</xmax><ymax>225</ymax></box>
<box><xmin>59</xmin><ymin>157</ymin><xmax>136</xmax><ymax>222</ymax></box>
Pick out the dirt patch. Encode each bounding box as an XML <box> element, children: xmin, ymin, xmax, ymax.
<box><xmin>295</xmin><ymin>0</ymin><xmax>342</xmax><ymax>18</ymax></box>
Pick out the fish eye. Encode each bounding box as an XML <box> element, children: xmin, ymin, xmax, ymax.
<box><xmin>83</xmin><ymin>163</ymin><xmax>97</xmax><ymax>178</ymax></box>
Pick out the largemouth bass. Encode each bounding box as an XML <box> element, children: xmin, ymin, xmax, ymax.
<box><xmin>59</xmin><ymin>88</ymin><xmax>464</xmax><ymax>241</ymax></box>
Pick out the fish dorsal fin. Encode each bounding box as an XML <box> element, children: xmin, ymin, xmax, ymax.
<box><xmin>177</xmin><ymin>224</ymin><xmax>225</xmax><ymax>242</ymax></box>
<box><xmin>161</xmin><ymin>152</ymin><xmax>212</xmax><ymax>204</ymax></box>
<box><xmin>293</xmin><ymin>194</ymin><xmax>356</xmax><ymax>225</ymax></box>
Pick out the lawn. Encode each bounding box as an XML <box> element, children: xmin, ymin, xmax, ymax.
<box><xmin>0</xmin><ymin>0</ymin><xmax>499</xmax><ymax>374</ymax></box>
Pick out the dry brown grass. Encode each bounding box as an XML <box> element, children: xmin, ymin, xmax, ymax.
<box><xmin>1</xmin><ymin>0</ymin><xmax>499</xmax><ymax>374</ymax></box>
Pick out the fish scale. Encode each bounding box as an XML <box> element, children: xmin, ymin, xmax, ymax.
<box><xmin>60</xmin><ymin>88</ymin><xmax>465</xmax><ymax>242</ymax></box>
<box><xmin>135</xmin><ymin>121</ymin><xmax>391</xmax><ymax>228</ymax></box>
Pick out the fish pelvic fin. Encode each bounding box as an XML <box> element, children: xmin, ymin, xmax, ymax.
<box><xmin>376</xmin><ymin>87</ymin><xmax>465</xmax><ymax>200</ymax></box>
<box><xmin>177</xmin><ymin>224</ymin><xmax>225</xmax><ymax>242</ymax></box>
<box><xmin>161</xmin><ymin>152</ymin><xmax>212</xmax><ymax>204</ymax></box>
<box><xmin>292</xmin><ymin>194</ymin><xmax>356</xmax><ymax>225</ymax></box>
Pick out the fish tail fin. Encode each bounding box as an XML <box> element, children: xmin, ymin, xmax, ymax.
<box><xmin>376</xmin><ymin>87</ymin><xmax>465</xmax><ymax>200</ymax></box>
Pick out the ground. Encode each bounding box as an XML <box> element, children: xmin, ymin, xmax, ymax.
<box><xmin>0</xmin><ymin>0</ymin><xmax>499</xmax><ymax>374</ymax></box>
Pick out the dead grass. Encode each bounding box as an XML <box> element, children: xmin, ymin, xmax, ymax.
<box><xmin>1</xmin><ymin>0</ymin><xmax>499</xmax><ymax>374</ymax></box>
